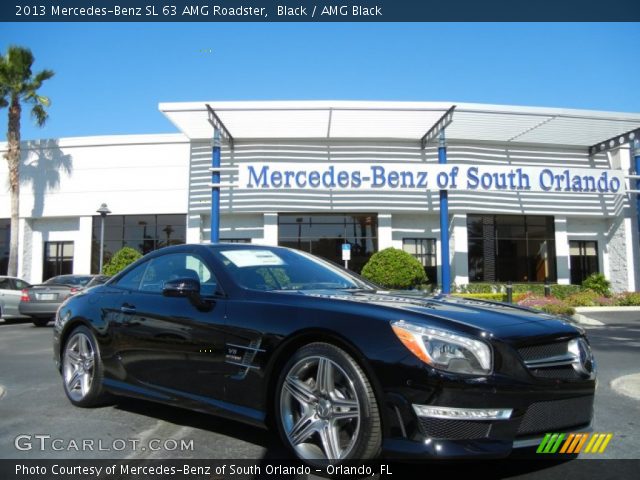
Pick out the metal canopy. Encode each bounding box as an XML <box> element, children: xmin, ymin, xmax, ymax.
<box><xmin>159</xmin><ymin>101</ymin><xmax>640</xmax><ymax>148</ymax></box>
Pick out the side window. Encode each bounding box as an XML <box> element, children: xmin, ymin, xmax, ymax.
<box><xmin>115</xmin><ymin>261</ymin><xmax>149</xmax><ymax>291</ymax></box>
<box><xmin>14</xmin><ymin>279</ymin><xmax>30</xmax><ymax>290</ymax></box>
<box><xmin>185</xmin><ymin>254</ymin><xmax>219</xmax><ymax>296</ymax></box>
<box><xmin>0</xmin><ymin>278</ymin><xmax>12</xmax><ymax>290</ymax></box>
<box><xmin>139</xmin><ymin>254</ymin><xmax>183</xmax><ymax>293</ymax></box>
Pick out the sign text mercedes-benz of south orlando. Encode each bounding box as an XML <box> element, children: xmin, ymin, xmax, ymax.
<box><xmin>238</xmin><ymin>163</ymin><xmax>625</xmax><ymax>194</ymax></box>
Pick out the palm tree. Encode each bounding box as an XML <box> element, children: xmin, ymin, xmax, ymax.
<box><xmin>0</xmin><ymin>46</ymin><xmax>54</xmax><ymax>276</ymax></box>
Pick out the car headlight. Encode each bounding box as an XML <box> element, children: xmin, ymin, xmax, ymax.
<box><xmin>391</xmin><ymin>320</ymin><xmax>492</xmax><ymax>375</ymax></box>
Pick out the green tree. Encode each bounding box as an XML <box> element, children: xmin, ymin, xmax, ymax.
<box><xmin>0</xmin><ymin>46</ymin><xmax>54</xmax><ymax>276</ymax></box>
<box><xmin>103</xmin><ymin>247</ymin><xmax>143</xmax><ymax>276</ymax></box>
<box><xmin>361</xmin><ymin>247</ymin><xmax>427</xmax><ymax>289</ymax></box>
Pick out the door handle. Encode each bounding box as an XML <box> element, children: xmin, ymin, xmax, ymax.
<box><xmin>120</xmin><ymin>304</ymin><xmax>136</xmax><ymax>314</ymax></box>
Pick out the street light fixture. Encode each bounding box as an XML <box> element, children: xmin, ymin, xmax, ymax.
<box><xmin>96</xmin><ymin>203</ymin><xmax>111</xmax><ymax>273</ymax></box>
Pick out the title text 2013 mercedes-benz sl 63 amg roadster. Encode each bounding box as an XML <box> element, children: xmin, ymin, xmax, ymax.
<box><xmin>53</xmin><ymin>244</ymin><xmax>596</xmax><ymax>463</ymax></box>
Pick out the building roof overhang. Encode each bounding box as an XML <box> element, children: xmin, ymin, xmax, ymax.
<box><xmin>159</xmin><ymin>100</ymin><xmax>640</xmax><ymax>150</ymax></box>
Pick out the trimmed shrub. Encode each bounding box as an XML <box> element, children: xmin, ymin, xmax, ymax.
<box><xmin>517</xmin><ymin>294</ymin><xmax>575</xmax><ymax>316</ymax></box>
<box><xmin>457</xmin><ymin>283</ymin><xmax>495</xmax><ymax>294</ymax></box>
<box><xmin>452</xmin><ymin>293</ymin><xmax>506</xmax><ymax>302</ymax></box>
<box><xmin>618</xmin><ymin>292</ymin><xmax>640</xmax><ymax>306</ymax></box>
<box><xmin>582</xmin><ymin>273</ymin><xmax>611</xmax><ymax>297</ymax></box>
<box><xmin>550</xmin><ymin>284</ymin><xmax>584</xmax><ymax>300</ymax></box>
<box><xmin>361</xmin><ymin>248</ymin><xmax>427</xmax><ymax>289</ymax></box>
<box><xmin>103</xmin><ymin>247</ymin><xmax>143</xmax><ymax>276</ymax></box>
<box><xmin>565</xmin><ymin>290</ymin><xmax>601</xmax><ymax>307</ymax></box>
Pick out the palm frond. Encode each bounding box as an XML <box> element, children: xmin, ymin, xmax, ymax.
<box><xmin>31</xmin><ymin>103</ymin><xmax>48</xmax><ymax>127</ymax></box>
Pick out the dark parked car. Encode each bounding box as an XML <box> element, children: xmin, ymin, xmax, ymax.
<box><xmin>53</xmin><ymin>244</ymin><xmax>596</xmax><ymax>464</ymax></box>
<box><xmin>20</xmin><ymin>274</ymin><xmax>94</xmax><ymax>327</ymax></box>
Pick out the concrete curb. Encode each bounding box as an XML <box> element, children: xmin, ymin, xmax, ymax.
<box><xmin>571</xmin><ymin>314</ymin><xmax>605</xmax><ymax>326</ymax></box>
<box><xmin>575</xmin><ymin>306</ymin><xmax>640</xmax><ymax>313</ymax></box>
<box><xmin>611</xmin><ymin>373</ymin><xmax>640</xmax><ymax>401</ymax></box>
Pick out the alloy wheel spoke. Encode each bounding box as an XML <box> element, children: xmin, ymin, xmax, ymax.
<box><xmin>316</xmin><ymin>358</ymin><xmax>334</xmax><ymax>396</ymax></box>
<box><xmin>80</xmin><ymin>372</ymin><xmax>91</xmax><ymax>395</ymax></box>
<box><xmin>67</xmin><ymin>349</ymin><xmax>82</xmax><ymax>364</ymax></box>
<box><xmin>331</xmin><ymin>397</ymin><xmax>359</xmax><ymax>421</ymax></box>
<box><xmin>319</xmin><ymin>421</ymin><xmax>342</xmax><ymax>460</ymax></box>
<box><xmin>68</xmin><ymin>369</ymin><xmax>82</xmax><ymax>390</ymax></box>
<box><xmin>84</xmin><ymin>356</ymin><xmax>95</xmax><ymax>370</ymax></box>
<box><xmin>288</xmin><ymin>413</ymin><xmax>321</xmax><ymax>446</ymax></box>
<box><xmin>79</xmin><ymin>336</ymin><xmax>90</xmax><ymax>357</ymax></box>
<box><xmin>284</xmin><ymin>376</ymin><xmax>318</xmax><ymax>405</ymax></box>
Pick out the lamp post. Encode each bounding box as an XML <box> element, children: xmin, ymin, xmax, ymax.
<box><xmin>96</xmin><ymin>203</ymin><xmax>111</xmax><ymax>273</ymax></box>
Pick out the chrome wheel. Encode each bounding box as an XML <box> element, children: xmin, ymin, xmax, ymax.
<box><xmin>280</xmin><ymin>355</ymin><xmax>361</xmax><ymax>462</ymax></box>
<box><xmin>63</xmin><ymin>333</ymin><xmax>95</xmax><ymax>402</ymax></box>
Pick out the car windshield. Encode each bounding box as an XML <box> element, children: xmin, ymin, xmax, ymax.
<box><xmin>214</xmin><ymin>248</ymin><xmax>375</xmax><ymax>291</ymax></box>
<box><xmin>85</xmin><ymin>275</ymin><xmax>110</xmax><ymax>288</ymax></box>
<box><xmin>44</xmin><ymin>275</ymin><xmax>93</xmax><ymax>287</ymax></box>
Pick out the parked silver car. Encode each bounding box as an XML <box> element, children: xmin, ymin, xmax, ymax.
<box><xmin>0</xmin><ymin>276</ymin><xmax>32</xmax><ymax>321</ymax></box>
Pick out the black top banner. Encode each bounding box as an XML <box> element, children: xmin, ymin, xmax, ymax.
<box><xmin>2</xmin><ymin>0</ymin><xmax>640</xmax><ymax>22</ymax></box>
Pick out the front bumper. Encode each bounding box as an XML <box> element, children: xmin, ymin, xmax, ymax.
<box><xmin>379</xmin><ymin>363</ymin><xmax>595</xmax><ymax>459</ymax></box>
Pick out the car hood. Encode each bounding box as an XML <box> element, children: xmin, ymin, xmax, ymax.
<box><xmin>297</xmin><ymin>290</ymin><xmax>580</xmax><ymax>342</ymax></box>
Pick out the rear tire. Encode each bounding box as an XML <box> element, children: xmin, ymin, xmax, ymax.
<box><xmin>32</xmin><ymin>318</ymin><xmax>50</xmax><ymax>327</ymax></box>
<box><xmin>275</xmin><ymin>342</ymin><xmax>382</xmax><ymax>465</ymax></box>
<box><xmin>61</xmin><ymin>325</ymin><xmax>111</xmax><ymax>407</ymax></box>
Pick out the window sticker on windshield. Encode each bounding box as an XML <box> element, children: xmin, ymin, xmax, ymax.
<box><xmin>221</xmin><ymin>250</ymin><xmax>285</xmax><ymax>268</ymax></box>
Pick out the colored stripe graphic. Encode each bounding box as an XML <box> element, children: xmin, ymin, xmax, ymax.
<box><xmin>537</xmin><ymin>433</ymin><xmax>613</xmax><ymax>454</ymax></box>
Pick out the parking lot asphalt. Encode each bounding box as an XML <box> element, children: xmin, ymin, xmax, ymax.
<box><xmin>0</xmin><ymin>315</ymin><xmax>638</xmax><ymax>478</ymax></box>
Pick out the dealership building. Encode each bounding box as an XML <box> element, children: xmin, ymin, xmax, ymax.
<box><xmin>1</xmin><ymin>101</ymin><xmax>640</xmax><ymax>292</ymax></box>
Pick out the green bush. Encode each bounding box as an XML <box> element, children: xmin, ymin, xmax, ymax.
<box><xmin>618</xmin><ymin>292</ymin><xmax>640</xmax><ymax>306</ymax></box>
<box><xmin>539</xmin><ymin>303</ymin><xmax>576</xmax><ymax>316</ymax></box>
<box><xmin>582</xmin><ymin>273</ymin><xmax>611</xmax><ymax>297</ymax></box>
<box><xmin>103</xmin><ymin>247</ymin><xmax>143</xmax><ymax>276</ymax></box>
<box><xmin>565</xmin><ymin>290</ymin><xmax>601</xmax><ymax>307</ymax></box>
<box><xmin>457</xmin><ymin>283</ymin><xmax>495</xmax><ymax>294</ymax></box>
<box><xmin>452</xmin><ymin>293</ymin><xmax>506</xmax><ymax>302</ymax></box>
<box><xmin>550</xmin><ymin>284</ymin><xmax>584</xmax><ymax>300</ymax></box>
<box><xmin>361</xmin><ymin>248</ymin><xmax>427</xmax><ymax>289</ymax></box>
<box><xmin>517</xmin><ymin>294</ymin><xmax>575</xmax><ymax>316</ymax></box>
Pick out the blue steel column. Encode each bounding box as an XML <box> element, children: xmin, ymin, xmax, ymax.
<box><xmin>210</xmin><ymin>127</ymin><xmax>221</xmax><ymax>243</ymax></box>
<box><xmin>439</xmin><ymin>130</ymin><xmax>451</xmax><ymax>294</ymax></box>
<box><xmin>635</xmin><ymin>139</ymin><xmax>640</xmax><ymax>236</ymax></box>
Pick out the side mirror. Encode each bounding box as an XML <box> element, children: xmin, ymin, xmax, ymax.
<box><xmin>162</xmin><ymin>278</ymin><xmax>200</xmax><ymax>298</ymax></box>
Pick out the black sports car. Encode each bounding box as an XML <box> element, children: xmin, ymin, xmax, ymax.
<box><xmin>53</xmin><ymin>244</ymin><xmax>596</xmax><ymax>463</ymax></box>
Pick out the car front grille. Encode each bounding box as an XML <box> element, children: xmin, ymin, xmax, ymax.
<box><xmin>518</xmin><ymin>342</ymin><xmax>568</xmax><ymax>362</ymax></box>
<box><xmin>517</xmin><ymin>341</ymin><xmax>583</xmax><ymax>380</ymax></box>
<box><xmin>517</xmin><ymin>396</ymin><xmax>594</xmax><ymax>435</ymax></box>
<box><xmin>418</xmin><ymin>417</ymin><xmax>491</xmax><ymax>440</ymax></box>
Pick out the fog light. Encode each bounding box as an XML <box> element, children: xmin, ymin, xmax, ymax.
<box><xmin>413</xmin><ymin>405</ymin><xmax>512</xmax><ymax>420</ymax></box>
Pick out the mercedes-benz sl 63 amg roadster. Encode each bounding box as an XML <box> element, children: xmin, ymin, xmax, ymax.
<box><xmin>53</xmin><ymin>244</ymin><xmax>596</xmax><ymax>463</ymax></box>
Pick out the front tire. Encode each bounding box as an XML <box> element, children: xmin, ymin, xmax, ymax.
<box><xmin>62</xmin><ymin>325</ymin><xmax>110</xmax><ymax>407</ymax></box>
<box><xmin>275</xmin><ymin>342</ymin><xmax>382</xmax><ymax>464</ymax></box>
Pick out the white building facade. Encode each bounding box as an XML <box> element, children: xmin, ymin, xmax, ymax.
<box><xmin>1</xmin><ymin>101</ymin><xmax>639</xmax><ymax>292</ymax></box>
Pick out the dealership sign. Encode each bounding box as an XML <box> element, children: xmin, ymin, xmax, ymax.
<box><xmin>239</xmin><ymin>163</ymin><xmax>625</xmax><ymax>194</ymax></box>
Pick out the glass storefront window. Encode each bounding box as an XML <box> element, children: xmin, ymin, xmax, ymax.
<box><xmin>91</xmin><ymin>214</ymin><xmax>186</xmax><ymax>273</ymax></box>
<box><xmin>467</xmin><ymin>214</ymin><xmax>557</xmax><ymax>283</ymax></box>
<box><xmin>278</xmin><ymin>214</ymin><xmax>377</xmax><ymax>273</ymax></box>
<box><xmin>570</xmin><ymin>240</ymin><xmax>599</xmax><ymax>285</ymax></box>
<box><xmin>402</xmin><ymin>238</ymin><xmax>437</xmax><ymax>284</ymax></box>
<box><xmin>0</xmin><ymin>219</ymin><xmax>9</xmax><ymax>275</ymax></box>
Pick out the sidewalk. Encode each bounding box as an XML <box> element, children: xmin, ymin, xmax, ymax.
<box><xmin>572</xmin><ymin>306</ymin><xmax>640</xmax><ymax>326</ymax></box>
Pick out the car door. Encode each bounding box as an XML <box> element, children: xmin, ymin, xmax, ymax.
<box><xmin>0</xmin><ymin>278</ymin><xmax>26</xmax><ymax>317</ymax></box>
<box><xmin>111</xmin><ymin>251</ymin><xmax>227</xmax><ymax>402</ymax></box>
